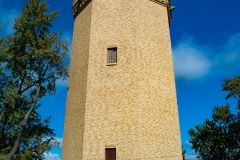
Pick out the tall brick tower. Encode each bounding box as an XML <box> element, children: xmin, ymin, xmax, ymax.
<box><xmin>62</xmin><ymin>0</ymin><xmax>182</xmax><ymax>159</ymax></box>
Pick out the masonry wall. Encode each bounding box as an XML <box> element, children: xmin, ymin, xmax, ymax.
<box><xmin>62</xmin><ymin>2</ymin><xmax>92</xmax><ymax>159</ymax></box>
<box><xmin>63</xmin><ymin>0</ymin><xmax>182</xmax><ymax>159</ymax></box>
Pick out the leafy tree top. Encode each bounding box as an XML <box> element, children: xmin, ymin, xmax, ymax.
<box><xmin>0</xmin><ymin>0</ymin><xmax>69</xmax><ymax>159</ymax></box>
<box><xmin>189</xmin><ymin>75</ymin><xmax>240</xmax><ymax>160</ymax></box>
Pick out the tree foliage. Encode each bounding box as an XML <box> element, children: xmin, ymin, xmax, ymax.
<box><xmin>189</xmin><ymin>76</ymin><xmax>240</xmax><ymax>160</ymax></box>
<box><xmin>223</xmin><ymin>76</ymin><xmax>240</xmax><ymax>108</ymax></box>
<box><xmin>0</xmin><ymin>0</ymin><xmax>69</xmax><ymax>159</ymax></box>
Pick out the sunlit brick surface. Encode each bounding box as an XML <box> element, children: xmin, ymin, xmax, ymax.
<box><xmin>63</xmin><ymin>0</ymin><xmax>182</xmax><ymax>159</ymax></box>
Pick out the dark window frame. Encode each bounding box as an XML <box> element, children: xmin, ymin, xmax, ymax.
<box><xmin>107</xmin><ymin>47</ymin><xmax>117</xmax><ymax>64</ymax></box>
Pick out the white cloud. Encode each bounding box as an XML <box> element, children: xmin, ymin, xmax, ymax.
<box><xmin>184</xmin><ymin>140</ymin><xmax>192</xmax><ymax>147</ymax></box>
<box><xmin>185</xmin><ymin>152</ymin><xmax>198</xmax><ymax>160</ymax></box>
<box><xmin>212</xmin><ymin>33</ymin><xmax>240</xmax><ymax>75</ymax></box>
<box><xmin>173</xmin><ymin>38</ymin><xmax>211</xmax><ymax>80</ymax></box>
<box><xmin>183</xmin><ymin>140</ymin><xmax>197</xmax><ymax>160</ymax></box>
<box><xmin>43</xmin><ymin>137</ymin><xmax>63</xmax><ymax>148</ymax></box>
<box><xmin>173</xmin><ymin>33</ymin><xmax>240</xmax><ymax>80</ymax></box>
<box><xmin>52</xmin><ymin>137</ymin><xmax>63</xmax><ymax>148</ymax></box>
<box><xmin>44</xmin><ymin>152</ymin><xmax>61</xmax><ymax>160</ymax></box>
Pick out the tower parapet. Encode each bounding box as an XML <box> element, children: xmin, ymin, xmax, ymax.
<box><xmin>72</xmin><ymin>0</ymin><xmax>92</xmax><ymax>18</ymax></box>
<box><xmin>72</xmin><ymin>0</ymin><xmax>174</xmax><ymax>25</ymax></box>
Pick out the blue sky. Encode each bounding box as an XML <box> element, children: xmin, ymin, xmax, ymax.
<box><xmin>0</xmin><ymin>0</ymin><xmax>240</xmax><ymax>160</ymax></box>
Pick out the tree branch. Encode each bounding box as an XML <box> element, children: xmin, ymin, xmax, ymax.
<box><xmin>5</xmin><ymin>85</ymin><xmax>41</xmax><ymax>160</ymax></box>
<box><xmin>20</xmin><ymin>84</ymin><xmax>35</xmax><ymax>94</ymax></box>
<box><xmin>5</xmin><ymin>61</ymin><xmax>50</xmax><ymax>160</ymax></box>
<box><xmin>18</xmin><ymin>70</ymin><xmax>27</xmax><ymax>94</ymax></box>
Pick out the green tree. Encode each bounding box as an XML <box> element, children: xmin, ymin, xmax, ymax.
<box><xmin>222</xmin><ymin>76</ymin><xmax>240</xmax><ymax>108</ymax></box>
<box><xmin>0</xmin><ymin>22</ymin><xmax>4</xmax><ymax>160</ymax></box>
<box><xmin>189</xmin><ymin>76</ymin><xmax>240</xmax><ymax>160</ymax></box>
<box><xmin>0</xmin><ymin>0</ymin><xmax>69</xmax><ymax>159</ymax></box>
<box><xmin>222</xmin><ymin>76</ymin><xmax>240</xmax><ymax>157</ymax></box>
<box><xmin>0</xmin><ymin>22</ymin><xmax>3</xmax><ymax>53</ymax></box>
<box><xmin>189</xmin><ymin>105</ymin><xmax>239</xmax><ymax>159</ymax></box>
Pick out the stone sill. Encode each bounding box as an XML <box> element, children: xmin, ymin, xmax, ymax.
<box><xmin>107</xmin><ymin>63</ymin><xmax>117</xmax><ymax>66</ymax></box>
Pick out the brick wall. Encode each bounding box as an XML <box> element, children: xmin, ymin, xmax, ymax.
<box><xmin>63</xmin><ymin>0</ymin><xmax>182</xmax><ymax>159</ymax></box>
<box><xmin>62</xmin><ymin>2</ymin><xmax>92</xmax><ymax>159</ymax></box>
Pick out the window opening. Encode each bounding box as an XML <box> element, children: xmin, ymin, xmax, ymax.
<box><xmin>108</xmin><ymin>47</ymin><xmax>117</xmax><ymax>64</ymax></box>
<box><xmin>105</xmin><ymin>148</ymin><xmax>116</xmax><ymax>160</ymax></box>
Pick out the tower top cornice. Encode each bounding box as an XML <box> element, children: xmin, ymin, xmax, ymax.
<box><xmin>72</xmin><ymin>0</ymin><xmax>174</xmax><ymax>25</ymax></box>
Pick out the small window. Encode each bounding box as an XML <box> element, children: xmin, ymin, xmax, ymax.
<box><xmin>107</xmin><ymin>47</ymin><xmax>117</xmax><ymax>64</ymax></box>
<box><xmin>106</xmin><ymin>148</ymin><xmax>116</xmax><ymax>160</ymax></box>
